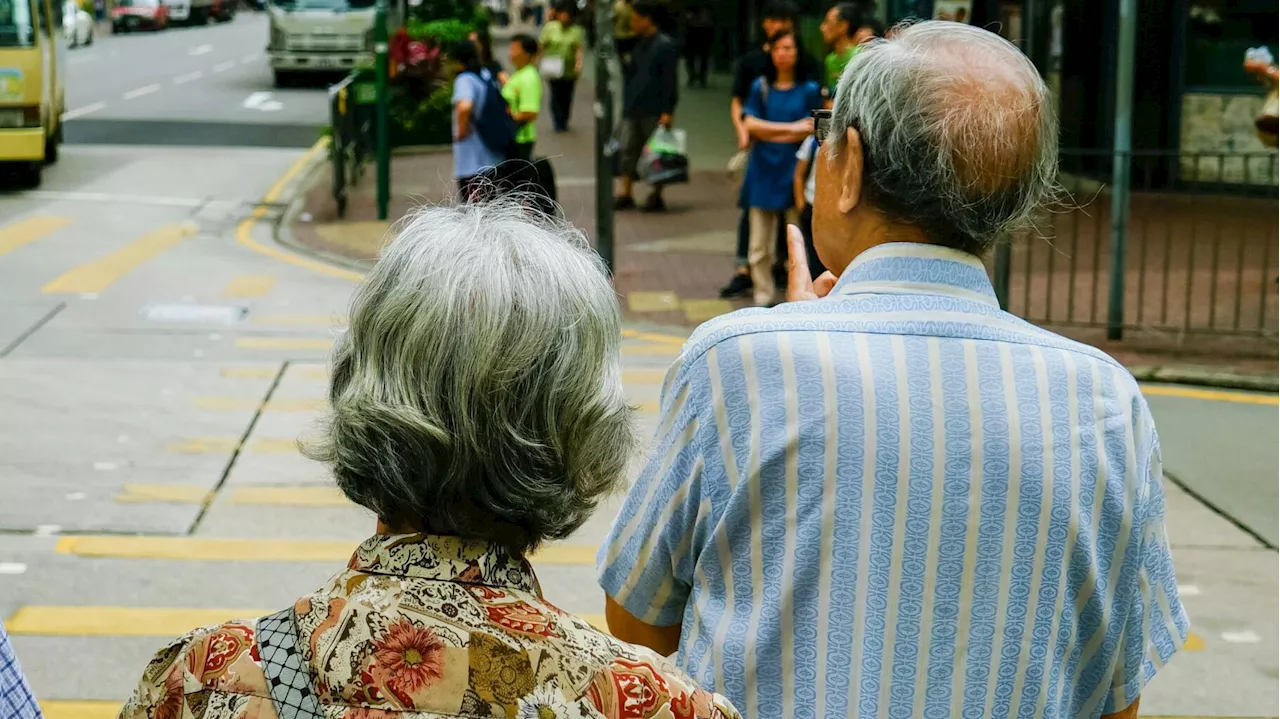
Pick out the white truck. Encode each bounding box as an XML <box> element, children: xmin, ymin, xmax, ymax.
<box><xmin>267</xmin><ymin>0</ymin><xmax>375</xmax><ymax>86</ymax></box>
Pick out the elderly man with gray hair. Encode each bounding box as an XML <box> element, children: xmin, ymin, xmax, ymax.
<box><xmin>599</xmin><ymin>21</ymin><xmax>1187</xmax><ymax>719</ymax></box>
<box><xmin>121</xmin><ymin>201</ymin><xmax>742</xmax><ymax>719</ymax></box>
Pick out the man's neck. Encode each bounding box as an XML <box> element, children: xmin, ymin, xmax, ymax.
<box><xmin>834</xmin><ymin>36</ymin><xmax>854</xmax><ymax>54</ymax></box>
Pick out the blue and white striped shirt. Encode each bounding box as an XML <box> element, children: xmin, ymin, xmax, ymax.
<box><xmin>1</xmin><ymin>624</ymin><xmax>41</xmax><ymax>719</ymax></box>
<box><xmin>599</xmin><ymin>243</ymin><xmax>1188</xmax><ymax>719</ymax></box>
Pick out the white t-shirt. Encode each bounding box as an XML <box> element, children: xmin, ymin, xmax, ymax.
<box><xmin>796</xmin><ymin>136</ymin><xmax>818</xmax><ymax>206</ymax></box>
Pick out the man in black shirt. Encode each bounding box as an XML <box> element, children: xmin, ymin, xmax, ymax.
<box><xmin>720</xmin><ymin>0</ymin><xmax>823</xmax><ymax>298</ymax></box>
<box><xmin>615</xmin><ymin>0</ymin><xmax>679</xmax><ymax>212</ymax></box>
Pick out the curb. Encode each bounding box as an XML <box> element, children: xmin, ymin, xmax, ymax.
<box><xmin>273</xmin><ymin>155</ymin><xmax>377</xmax><ymax>276</ymax></box>
<box><xmin>261</xmin><ymin>151</ymin><xmax>1278</xmax><ymax>395</ymax></box>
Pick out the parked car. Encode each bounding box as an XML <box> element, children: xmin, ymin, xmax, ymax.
<box><xmin>211</xmin><ymin>0</ymin><xmax>236</xmax><ymax>22</ymax></box>
<box><xmin>63</xmin><ymin>0</ymin><xmax>94</xmax><ymax>45</ymax></box>
<box><xmin>161</xmin><ymin>0</ymin><xmax>214</xmax><ymax>24</ymax></box>
<box><xmin>112</xmin><ymin>0</ymin><xmax>170</xmax><ymax>31</ymax></box>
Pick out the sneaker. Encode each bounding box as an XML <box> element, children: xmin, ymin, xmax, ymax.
<box><xmin>614</xmin><ymin>196</ymin><xmax>637</xmax><ymax>210</ymax></box>
<box><xmin>719</xmin><ymin>272</ymin><xmax>753</xmax><ymax>299</ymax></box>
<box><xmin>639</xmin><ymin>194</ymin><xmax>667</xmax><ymax>212</ymax></box>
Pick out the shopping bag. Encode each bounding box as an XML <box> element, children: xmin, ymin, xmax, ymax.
<box><xmin>539</xmin><ymin>55</ymin><xmax>565</xmax><ymax>79</ymax></box>
<box><xmin>637</xmin><ymin>127</ymin><xmax>689</xmax><ymax>186</ymax></box>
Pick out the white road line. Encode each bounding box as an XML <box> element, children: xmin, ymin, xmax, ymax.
<box><xmin>213</xmin><ymin>61</ymin><xmax>235</xmax><ymax>72</ymax></box>
<box><xmin>69</xmin><ymin>54</ymin><xmax>96</xmax><ymax>65</ymax></box>
<box><xmin>122</xmin><ymin>84</ymin><xmax>161</xmax><ymax>100</ymax></box>
<box><xmin>1221</xmin><ymin>630</ymin><xmax>1261</xmax><ymax>644</ymax></box>
<box><xmin>21</xmin><ymin>190</ymin><xmax>206</xmax><ymax>208</ymax></box>
<box><xmin>173</xmin><ymin>70</ymin><xmax>203</xmax><ymax>84</ymax></box>
<box><xmin>241</xmin><ymin>52</ymin><xmax>261</xmax><ymax>63</ymax></box>
<box><xmin>189</xmin><ymin>43</ymin><xmax>212</xmax><ymax>55</ymax></box>
<box><xmin>1177</xmin><ymin>584</ymin><xmax>1201</xmax><ymax>596</ymax></box>
<box><xmin>0</xmin><ymin>562</ymin><xmax>27</xmax><ymax>575</ymax></box>
<box><xmin>61</xmin><ymin>101</ymin><xmax>106</xmax><ymax>120</ymax></box>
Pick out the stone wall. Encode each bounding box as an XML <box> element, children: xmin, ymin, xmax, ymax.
<box><xmin>1180</xmin><ymin>91</ymin><xmax>1279</xmax><ymax>186</ymax></box>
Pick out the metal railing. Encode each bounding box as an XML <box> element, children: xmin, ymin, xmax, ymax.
<box><xmin>992</xmin><ymin>150</ymin><xmax>1278</xmax><ymax>355</ymax></box>
<box><xmin>329</xmin><ymin>72</ymin><xmax>373</xmax><ymax>219</ymax></box>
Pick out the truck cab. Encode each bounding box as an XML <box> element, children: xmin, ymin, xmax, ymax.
<box><xmin>267</xmin><ymin>0</ymin><xmax>374</xmax><ymax>86</ymax></box>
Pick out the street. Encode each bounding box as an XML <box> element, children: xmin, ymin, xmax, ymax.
<box><xmin>62</xmin><ymin>12</ymin><xmax>325</xmax><ymax>147</ymax></box>
<box><xmin>0</xmin><ymin>12</ymin><xmax>1275</xmax><ymax>719</ymax></box>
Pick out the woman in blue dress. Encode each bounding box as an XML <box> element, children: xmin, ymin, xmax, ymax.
<box><xmin>742</xmin><ymin>29</ymin><xmax>825</xmax><ymax>307</ymax></box>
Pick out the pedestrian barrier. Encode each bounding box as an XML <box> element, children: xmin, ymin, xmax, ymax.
<box><xmin>328</xmin><ymin>72</ymin><xmax>375</xmax><ymax>219</ymax></box>
<box><xmin>992</xmin><ymin>149</ymin><xmax>1279</xmax><ymax>357</ymax></box>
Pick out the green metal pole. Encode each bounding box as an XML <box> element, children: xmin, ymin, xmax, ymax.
<box><xmin>374</xmin><ymin>0</ymin><xmax>390</xmax><ymax>222</ymax></box>
<box><xmin>594</xmin><ymin>0</ymin><xmax>615</xmax><ymax>275</ymax></box>
<box><xmin>1105</xmin><ymin>0</ymin><xmax>1137</xmax><ymax>340</ymax></box>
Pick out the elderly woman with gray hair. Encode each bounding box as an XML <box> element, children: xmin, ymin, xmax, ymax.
<box><xmin>120</xmin><ymin>201</ymin><xmax>742</xmax><ymax>719</ymax></box>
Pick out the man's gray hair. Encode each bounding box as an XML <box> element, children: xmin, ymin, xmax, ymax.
<box><xmin>303</xmin><ymin>201</ymin><xmax>635</xmax><ymax>553</ymax></box>
<box><xmin>830</xmin><ymin>20</ymin><xmax>1059</xmax><ymax>255</ymax></box>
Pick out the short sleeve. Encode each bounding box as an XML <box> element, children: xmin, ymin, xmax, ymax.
<box><xmin>571</xmin><ymin>26</ymin><xmax>585</xmax><ymax>47</ymax></box>
<box><xmin>1102</xmin><ymin>423</ymin><xmax>1190</xmax><ymax>714</ymax></box>
<box><xmin>796</xmin><ymin>136</ymin><xmax>815</xmax><ymax>161</ymax></box>
<box><xmin>743</xmin><ymin>79</ymin><xmax>765</xmax><ymax>119</ymax></box>
<box><xmin>598</xmin><ymin>364</ymin><xmax>709</xmax><ymax>627</ymax></box>
<box><xmin>452</xmin><ymin>74</ymin><xmax>478</xmax><ymax>104</ymax></box>
<box><xmin>515</xmin><ymin>75</ymin><xmax>541</xmax><ymax>114</ymax></box>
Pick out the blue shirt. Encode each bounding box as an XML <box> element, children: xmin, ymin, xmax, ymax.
<box><xmin>742</xmin><ymin>79</ymin><xmax>823</xmax><ymax>211</ymax></box>
<box><xmin>599</xmin><ymin>243</ymin><xmax>1189</xmax><ymax>719</ymax></box>
<box><xmin>1</xmin><ymin>625</ymin><xmax>41</xmax><ymax>719</ymax></box>
<box><xmin>452</xmin><ymin>70</ymin><xmax>503</xmax><ymax>180</ymax></box>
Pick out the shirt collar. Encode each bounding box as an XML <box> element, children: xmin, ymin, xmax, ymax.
<box><xmin>830</xmin><ymin>242</ymin><xmax>1000</xmax><ymax>307</ymax></box>
<box><xmin>349</xmin><ymin>533</ymin><xmax>541</xmax><ymax>595</ymax></box>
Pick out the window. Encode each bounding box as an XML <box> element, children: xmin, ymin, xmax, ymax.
<box><xmin>1184</xmin><ymin>0</ymin><xmax>1278</xmax><ymax>93</ymax></box>
<box><xmin>0</xmin><ymin>0</ymin><xmax>36</xmax><ymax>47</ymax></box>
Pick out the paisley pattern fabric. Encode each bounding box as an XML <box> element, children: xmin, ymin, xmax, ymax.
<box><xmin>118</xmin><ymin>534</ymin><xmax>741</xmax><ymax>719</ymax></box>
<box><xmin>599</xmin><ymin>243</ymin><xmax>1188</xmax><ymax>719</ymax></box>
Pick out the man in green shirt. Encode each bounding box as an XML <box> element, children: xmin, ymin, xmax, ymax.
<box><xmin>503</xmin><ymin>33</ymin><xmax>543</xmax><ymax>161</ymax></box>
<box><xmin>819</xmin><ymin>2</ymin><xmax>862</xmax><ymax>94</ymax></box>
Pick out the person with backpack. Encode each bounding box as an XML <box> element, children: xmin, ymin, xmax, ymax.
<box><xmin>451</xmin><ymin>40</ymin><xmax>516</xmax><ymax>200</ymax></box>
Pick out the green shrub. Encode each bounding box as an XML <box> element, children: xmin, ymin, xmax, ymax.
<box><xmin>406</xmin><ymin>17</ymin><xmax>473</xmax><ymax>46</ymax></box>
<box><xmin>389</xmin><ymin>84</ymin><xmax>453</xmax><ymax>147</ymax></box>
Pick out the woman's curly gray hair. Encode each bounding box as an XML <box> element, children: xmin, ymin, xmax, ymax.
<box><xmin>303</xmin><ymin>200</ymin><xmax>635</xmax><ymax>553</ymax></box>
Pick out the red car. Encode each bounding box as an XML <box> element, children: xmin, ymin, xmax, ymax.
<box><xmin>112</xmin><ymin>0</ymin><xmax>169</xmax><ymax>32</ymax></box>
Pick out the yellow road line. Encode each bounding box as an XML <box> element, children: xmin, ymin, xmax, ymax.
<box><xmin>235</xmin><ymin>337</ymin><xmax>334</xmax><ymax>350</ymax></box>
<box><xmin>41</xmin><ymin>223</ymin><xmax>197</xmax><ymax>294</ymax></box>
<box><xmin>0</xmin><ymin>216</ymin><xmax>71</xmax><ymax>258</ymax></box>
<box><xmin>622</xmin><ymin>368</ymin><xmax>667</xmax><ymax>383</ymax></box>
<box><xmin>235</xmin><ymin>137</ymin><xmax>365</xmax><ymax>283</ymax></box>
<box><xmin>1140</xmin><ymin>383</ymin><xmax>1278</xmax><ymax>406</ymax></box>
<box><xmin>219</xmin><ymin>366</ymin><xmax>279</xmax><ymax>380</ymax></box>
<box><xmin>221</xmin><ymin>274</ymin><xmax>277</xmax><ymax>298</ymax></box>
<box><xmin>5</xmin><ymin>606</ymin><xmax>268</xmax><ymax>636</ymax></box>
<box><xmin>55</xmin><ymin>535</ymin><xmax>597</xmax><ymax>565</ymax></box>
<box><xmin>252</xmin><ymin>314</ymin><xmax>348</xmax><ymax>326</ymax></box>
<box><xmin>621</xmin><ymin>328</ymin><xmax>687</xmax><ymax>346</ymax></box>
<box><xmin>114</xmin><ymin>484</ymin><xmax>210</xmax><ymax>504</ymax></box>
<box><xmin>636</xmin><ymin>401</ymin><xmax>660</xmax><ymax>413</ymax></box>
<box><xmin>193</xmin><ymin>396</ymin><xmax>325</xmax><ymax>412</ymax></box>
<box><xmin>1185</xmin><ymin>631</ymin><xmax>1206</xmax><ymax>651</ymax></box>
<box><xmin>39</xmin><ymin>701</ymin><xmax>121</xmax><ymax>719</ymax></box>
<box><xmin>231</xmin><ymin>486</ymin><xmax>349</xmax><ymax>506</ymax></box>
<box><xmin>165</xmin><ymin>437</ymin><xmax>237</xmax><ymax>454</ymax></box>
<box><xmin>621</xmin><ymin>343</ymin><xmax>682</xmax><ymax>357</ymax></box>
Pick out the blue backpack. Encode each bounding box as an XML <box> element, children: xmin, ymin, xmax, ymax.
<box><xmin>464</xmin><ymin>70</ymin><xmax>518</xmax><ymax>160</ymax></box>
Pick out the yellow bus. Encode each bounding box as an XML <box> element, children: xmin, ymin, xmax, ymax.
<box><xmin>0</xmin><ymin>0</ymin><xmax>64</xmax><ymax>187</ymax></box>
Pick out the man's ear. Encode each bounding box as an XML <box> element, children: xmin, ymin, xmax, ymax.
<box><xmin>837</xmin><ymin>126</ymin><xmax>864</xmax><ymax>214</ymax></box>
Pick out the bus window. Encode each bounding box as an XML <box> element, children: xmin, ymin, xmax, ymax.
<box><xmin>0</xmin><ymin>0</ymin><xmax>36</xmax><ymax>46</ymax></box>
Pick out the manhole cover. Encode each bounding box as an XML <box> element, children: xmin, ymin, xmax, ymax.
<box><xmin>144</xmin><ymin>304</ymin><xmax>247</xmax><ymax>324</ymax></box>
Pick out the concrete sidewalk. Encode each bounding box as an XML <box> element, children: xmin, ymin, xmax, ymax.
<box><xmin>285</xmin><ymin>59</ymin><xmax>1278</xmax><ymax>386</ymax></box>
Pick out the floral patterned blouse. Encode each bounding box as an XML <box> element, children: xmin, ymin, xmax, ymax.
<box><xmin>118</xmin><ymin>534</ymin><xmax>741</xmax><ymax>719</ymax></box>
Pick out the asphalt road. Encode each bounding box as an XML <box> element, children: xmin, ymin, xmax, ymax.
<box><xmin>0</xmin><ymin>24</ymin><xmax>1273</xmax><ymax>718</ymax></box>
<box><xmin>62</xmin><ymin>11</ymin><xmax>330</xmax><ymax>147</ymax></box>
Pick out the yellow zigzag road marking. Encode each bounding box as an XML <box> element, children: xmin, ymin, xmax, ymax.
<box><xmin>42</xmin><ymin>223</ymin><xmax>197</xmax><ymax>294</ymax></box>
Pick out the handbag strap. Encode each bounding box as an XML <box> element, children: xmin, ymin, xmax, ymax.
<box><xmin>256</xmin><ymin>608</ymin><xmax>325</xmax><ymax>719</ymax></box>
